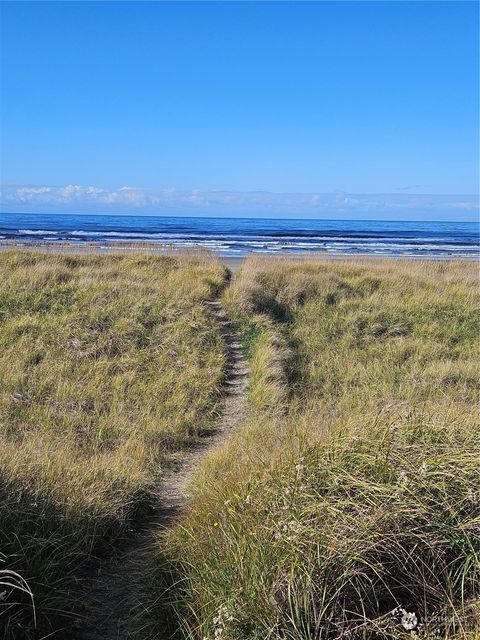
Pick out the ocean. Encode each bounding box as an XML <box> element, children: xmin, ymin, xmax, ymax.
<box><xmin>0</xmin><ymin>212</ymin><xmax>478</xmax><ymax>258</ymax></box>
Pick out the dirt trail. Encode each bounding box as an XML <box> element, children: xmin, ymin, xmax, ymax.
<box><xmin>71</xmin><ymin>297</ymin><xmax>249</xmax><ymax>640</ymax></box>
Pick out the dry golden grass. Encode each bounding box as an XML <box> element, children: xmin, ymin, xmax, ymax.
<box><xmin>1</xmin><ymin>252</ymin><xmax>478</xmax><ymax>639</ymax></box>
<box><xmin>0</xmin><ymin>250</ymin><xmax>227</xmax><ymax>637</ymax></box>
<box><xmin>156</xmin><ymin>257</ymin><xmax>480</xmax><ymax>640</ymax></box>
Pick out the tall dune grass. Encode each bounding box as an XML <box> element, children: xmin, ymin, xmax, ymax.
<box><xmin>157</xmin><ymin>258</ymin><xmax>480</xmax><ymax>639</ymax></box>
<box><xmin>0</xmin><ymin>250</ymin><xmax>227</xmax><ymax>638</ymax></box>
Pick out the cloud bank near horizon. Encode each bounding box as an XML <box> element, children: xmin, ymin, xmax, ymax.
<box><xmin>0</xmin><ymin>184</ymin><xmax>478</xmax><ymax>221</ymax></box>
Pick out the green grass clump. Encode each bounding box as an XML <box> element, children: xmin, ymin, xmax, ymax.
<box><xmin>158</xmin><ymin>258</ymin><xmax>480</xmax><ymax>639</ymax></box>
<box><xmin>0</xmin><ymin>250</ymin><xmax>227</xmax><ymax>637</ymax></box>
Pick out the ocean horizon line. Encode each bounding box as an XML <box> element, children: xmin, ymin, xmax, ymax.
<box><xmin>0</xmin><ymin>210</ymin><xmax>478</xmax><ymax>225</ymax></box>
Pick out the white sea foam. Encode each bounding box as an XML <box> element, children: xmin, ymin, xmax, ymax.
<box><xmin>7</xmin><ymin>218</ymin><xmax>478</xmax><ymax>258</ymax></box>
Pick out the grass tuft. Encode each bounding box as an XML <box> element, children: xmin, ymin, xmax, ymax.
<box><xmin>156</xmin><ymin>257</ymin><xmax>480</xmax><ymax>640</ymax></box>
<box><xmin>0</xmin><ymin>250</ymin><xmax>227</xmax><ymax>637</ymax></box>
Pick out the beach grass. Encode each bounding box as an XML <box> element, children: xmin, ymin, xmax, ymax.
<box><xmin>0</xmin><ymin>250</ymin><xmax>227</xmax><ymax>637</ymax></box>
<box><xmin>154</xmin><ymin>257</ymin><xmax>480</xmax><ymax>639</ymax></box>
<box><xmin>1</xmin><ymin>251</ymin><xmax>478</xmax><ymax>639</ymax></box>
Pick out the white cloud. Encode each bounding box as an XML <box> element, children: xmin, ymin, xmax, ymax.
<box><xmin>451</xmin><ymin>201</ymin><xmax>479</xmax><ymax>211</ymax></box>
<box><xmin>15</xmin><ymin>186</ymin><xmax>53</xmax><ymax>201</ymax></box>
<box><xmin>0</xmin><ymin>183</ymin><xmax>478</xmax><ymax>220</ymax></box>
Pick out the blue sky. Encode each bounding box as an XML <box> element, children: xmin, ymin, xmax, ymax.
<box><xmin>0</xmin><ymin>1</ymin><xmax>478</xmax><ymax>220</ymax></box>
